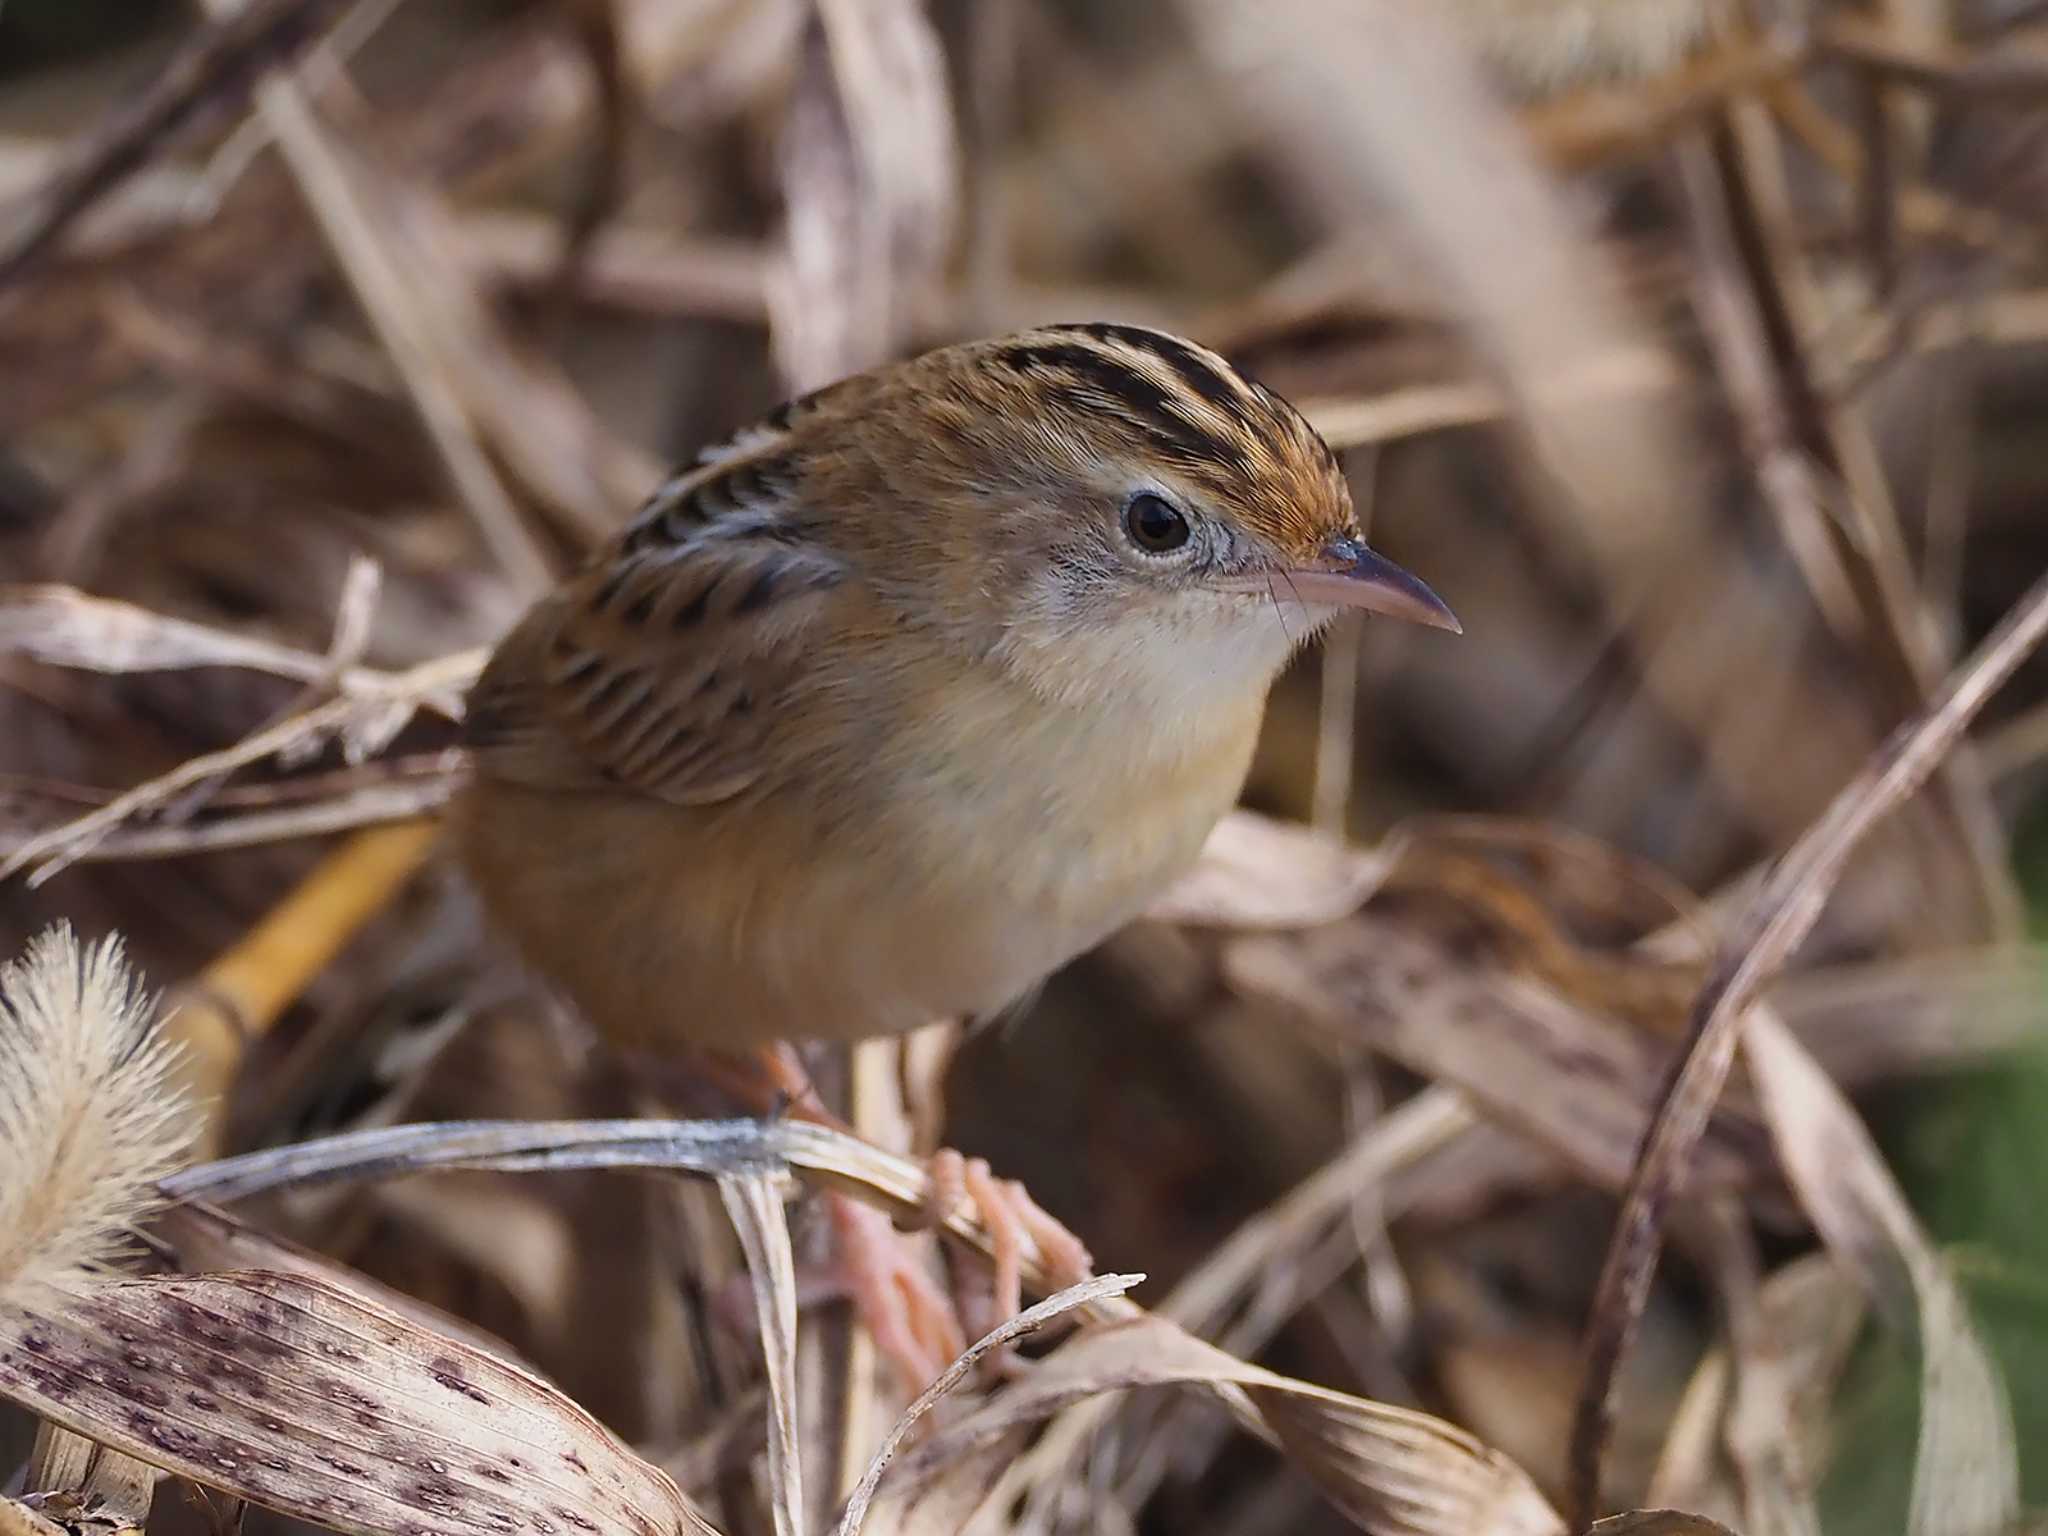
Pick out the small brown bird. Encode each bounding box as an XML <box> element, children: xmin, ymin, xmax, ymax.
<box><xmin>452</xmin><ymin>323</ymin><xmax>1457</xmax><ymax>1370</ymax></box>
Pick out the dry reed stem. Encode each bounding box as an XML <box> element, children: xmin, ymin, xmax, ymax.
<box><xmin>719</xmin><ymin>1173</ymin><xmax>806</xmax><ymax>1536</ymax></box>
<box><xmin>1821</xmin><ymin>11</ymin><xmax>2048</xmax><ymax>97</ymax></box>
<box><xmin>772</xmin><ymin>0</ymin><xmax>958</xmax><ymax>390</ymax></box>
<box><xmin>167</xmin><ymin>821</ymin><xmax>440</xmax><ymax>1150</ymax></box>
<box><xmin>1674</xmin><ymin>114</ymin><xmax>2021</xmax><ymax>941</ymax></box>
<box><xmin>832</xmin><ymin>1274</ymin><xmax>1137</xmax><ymax>1536</ymax></box>
<box><xmin>1521</xmin><ymin>32</ymin><xmax>1805</xmax><ymax>166</ymax></box>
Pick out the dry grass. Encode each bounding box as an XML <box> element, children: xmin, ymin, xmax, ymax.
<box><xmin>4</xmin><ymin>1</ymin><xmax>2048</xmax><ymax>1532</ymax></box>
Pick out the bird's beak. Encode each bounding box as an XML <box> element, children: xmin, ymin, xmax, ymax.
<box><xmin>1231</xmin><ymin>536</ymin><xmax>1461</xmax><ymax>632</ymax></box>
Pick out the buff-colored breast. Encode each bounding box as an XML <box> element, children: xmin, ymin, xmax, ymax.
<box><xmin>452</xmin><ymin>644</ymin><xmax>1269</xmax><ymax>1050</ymax></box>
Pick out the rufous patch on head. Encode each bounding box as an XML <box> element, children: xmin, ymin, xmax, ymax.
<box><xmin>1201</xmin><ymin>375</ymin><xmax>1354</xmax><ymax>562</ymax></box>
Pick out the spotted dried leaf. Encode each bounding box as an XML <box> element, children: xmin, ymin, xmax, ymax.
<box><xmin>0</xmin><ymin>1499</ymin><xmax>68</xmax><ymax>1536</ymax></box>
<box><xmin>0</xmin><ymin>1269</ymin><xmax>725</xmax><ymax>1536</ymax></box>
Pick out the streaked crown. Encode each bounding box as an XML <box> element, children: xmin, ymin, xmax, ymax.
<box><xmin>944</xmin><ymin>321</ymin><xmax>1356</xmax><ymax>563</ymax></box>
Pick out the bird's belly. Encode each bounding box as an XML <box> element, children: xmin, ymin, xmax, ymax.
<box><xmin>455</xmin><ymin>708</ymin><xmax>1254</xmax><ymax>1049</ymax></box>
<box><xmin>727</xmin><ymin>794</ymin><xmax>1211</xmax><ymax>1039</ymax></box>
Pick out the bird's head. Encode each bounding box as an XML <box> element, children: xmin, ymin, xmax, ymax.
<box><xmin>806</xmin><ymin>322</ymin><xmax>1459</xmax><ymax>710</ymax></box>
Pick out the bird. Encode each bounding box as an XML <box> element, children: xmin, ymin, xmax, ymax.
<box><xmin>449</xmin><ymin>321</ymin><xmax>1459</xmax><ymax>1380</ymax></box>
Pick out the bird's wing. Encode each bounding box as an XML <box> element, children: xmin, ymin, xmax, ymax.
<box><xmin>463</xmin><ymin>451</ymin><xmax>849</xmax><ymax>806</ymax></box>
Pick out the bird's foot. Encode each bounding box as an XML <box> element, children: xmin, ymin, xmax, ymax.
<box><xmin>819</xmin><ymin>1151</ymin><xmax>1093</xmax><ymax>1395</ymax></box>
<box><xmin>910</xmin><ymin>1148</ymin><xmax>1094</xmax><ymax>1370</ymax></box>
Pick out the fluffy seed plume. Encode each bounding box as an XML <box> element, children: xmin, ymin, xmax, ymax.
<box><xmin>0</xmin><ymin>924</ymin><xmax>189</xmax><ymax>1303</ymax></box>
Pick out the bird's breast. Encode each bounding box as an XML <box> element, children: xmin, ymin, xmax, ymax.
<box><xmin>855</xmin><ymin>666</ymin><xmax>1268</xmax><ymax>992</ymax></box>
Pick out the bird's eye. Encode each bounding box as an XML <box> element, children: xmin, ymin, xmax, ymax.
<box><xmin>1123</xmin><ymin>492</ymin><xmax>1191</xmax><ymax>555</ymax></box>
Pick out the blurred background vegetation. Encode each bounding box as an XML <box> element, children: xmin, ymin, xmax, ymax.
<box><xmin>4</xmin><ymin>1</ymin><xmax>2048</xmax><ymax>1533</ymax></box>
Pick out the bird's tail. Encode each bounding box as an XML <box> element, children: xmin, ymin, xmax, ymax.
<box><xmin>0</xmin><ymin>924</ymin><xmax>190</xmax><ymax>1307</ymax></box>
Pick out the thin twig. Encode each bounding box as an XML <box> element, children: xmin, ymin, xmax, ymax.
<box><xmin>1820</xmin><ymin>13</ymin><xmax>2048</xmax><ymax>99</ymax></box>
<box><xmin>0</xmin><ymin>0</ymin><xmax>356</xmax><ymax>290</ymax></box>
<box><xmin>0</xmin><ymin>650</ymin><xmax>477</xmax><ymax>885</ymax></box>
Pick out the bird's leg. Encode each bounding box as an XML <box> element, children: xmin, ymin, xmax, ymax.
<box><xmin>827</xmin><ymin>1191</ymin><xmax>964</xmax><ymax>1392</ymax></box>
<box><xmin>752</xmin><ymin>1039</ymin><xmax>837</xmax><ymax>1121</ymax></box>
<box><xmin>719</xmin><ymin>1042</ymin><xmax>1092</xmax><ymax>1389</ymax></box>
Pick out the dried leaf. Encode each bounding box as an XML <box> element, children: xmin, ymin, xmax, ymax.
<box><xmin>0</xmin><ymin>1269</ymin><xmax>726</xmax><ymax>1536</ymax></box>
<box><xmin>1721</xmin><ymin>1257</ymin><xmax>1863</xmax><ymax>1535</ymax></box>
<box><xmin>20</xmin><ymin>1421</ymin><xmax>160</xmax><ymax>1536</ymax></box>
<box><xmin>1590</xmin><ymin>1514</ymin><xmax>1742</xmax><ymax>1536</ymax></box>
<box><xmin>156</xmin><ymin>1200</ymin><xmax>531</xmax><ymax>1367</ymax></box>
<box><xmin>1692</xmin><ymin>1207</ymin><xmax>1825</xmax><ymax>1536</ymax></box>
<box><xmin>1223</xmin><ymin>919</ymin><xmax>1776</xmax><ymax>1196</ymax></box>
<box><xmin>1779</xmin><ymin>950</ymin><xmax>2048</xmax><ymax>1085</ymax></box>
<box><xmin>838</xmin><ymin>1274</ymin><xmax>1141</xmax><ymax>1536</ymax></box>
<box><xmin>893</xmin><ymin>1314</ymin><xmax>1563</xmax><ymax>1536</ymax></box>
<box><xmin>0</xmin><ymin>1501</ymin><xmax>66</xmax><ymax>1536</ymax></box>
<box><xmin>1151</xmin><ymin>811</ymin><xmax>1395</xmax><ymax>929</ymax></box>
